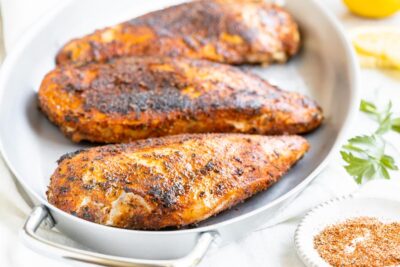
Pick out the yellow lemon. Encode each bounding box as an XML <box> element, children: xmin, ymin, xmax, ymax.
<box><xmin>357</xmin><ymin>53</ymin><xmax>398</xmax><ymax>69</ymax></box>
<box><xmin>351</xmin><ymin>27</ymin><xmax>400</xmax><ymax>69</ymax></box>
<box><xmin>343</xmin><ymin>0</ymin><xmax>400</xmax><ymax>18</ymax></box>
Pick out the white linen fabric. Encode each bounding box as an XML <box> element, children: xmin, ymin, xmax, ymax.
<box><xmin>0</xmin><ymin>1</ymin><xmax>399</xmax><ymax>266</ymax></box>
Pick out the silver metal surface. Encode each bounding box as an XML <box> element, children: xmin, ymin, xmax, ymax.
<box><xmin>0</xmin><ymin>0</ymin><xmax>359</xmax><ymax>265</ymax></box>
<box><xmin>22</xmin><ymin>205</ymin><xmax>217</xmax><ymax>267</ymax></box>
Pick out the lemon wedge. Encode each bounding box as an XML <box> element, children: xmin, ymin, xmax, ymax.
<box><xmin>357</xmin><ymin>53</ymin><xmax>397</xmax><ymax>69</ymax></box>
<box><xmin>351</xmin><ymin>27</ymin><xmax>400</xmax><ymax>69</ymax></box>
<box><xmin>343</xmin><ymin>0</ymin><xmax>400</xmax><ymax>18</ymax></box>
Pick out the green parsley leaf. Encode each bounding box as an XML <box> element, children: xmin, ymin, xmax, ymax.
<box><xmin>359</xmin><ymin>100</ymin><xmax>378</xmax><ymax>115</ymax></box>
<box><xmin>360</xmin><ymin>100</ymin><xmax>400</xmax><ymax>135</ymax></box>
<box><xmin>340</xmin><ymin>134</ymin><xmax>398</xmax><ymax>184</ymax></box>
<box><xmin>380</xmin><ymin>155</ymin><xmax>398</xmax><ymax>170</ymax></box>
<box><xmin>343</xmin><ymin>100</ymin><xmax>399</xmax><ymax>183</ymax></box>
<box><xmin>391</xmin><ymin>117</ymin><xmax>400</xmax><ymax>133</ymax></box>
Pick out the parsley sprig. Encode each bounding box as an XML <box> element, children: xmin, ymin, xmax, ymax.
<box><xmin>341</xmin><ymin>100</ymin><xmax>399</xmax><ymax>184</ymax></box>
<box><xmin>360</xmin><ymin>100</ymin><xmax>400</xmax><ymax>134</ymax></box>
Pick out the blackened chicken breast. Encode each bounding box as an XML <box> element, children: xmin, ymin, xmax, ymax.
<box><xmin>47</xmin><ymin>133</ymin><xmax>309</xmax><ymax>230</ymax></box>
<box><xmin>56</xmin><ymin>0</ymin><xmax>300</xmax><ymax>66</ymax></box>
<box><xmin>38</xmin><ymin>56</ymin><xmax>323</xmax><ymax>143</ymax></box>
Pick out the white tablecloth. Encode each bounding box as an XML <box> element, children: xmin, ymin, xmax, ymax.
<box><xmin>0</xmin><ymin>1</ymin><xmax>399</xmax><ymax>266</ymax></box>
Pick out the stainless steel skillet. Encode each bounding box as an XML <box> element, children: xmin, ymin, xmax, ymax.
<box><xmin>0</xmin><ymin>0</ymin><xmax>359</xmax><ymax>266</ymax></box>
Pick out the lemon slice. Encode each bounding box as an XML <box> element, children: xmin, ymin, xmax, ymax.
<box><xmin>351</xmin><ymin>27</ymin><xmax>400</xmax><ymax>69</ymax></box>
<box><xmin>357</xmin><ymin>53</ymin><xmax>397</xmax><ymax>69</ymax></box>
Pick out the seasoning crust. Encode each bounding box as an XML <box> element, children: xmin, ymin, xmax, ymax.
<box><xmin>47</xmin><ymin>133</ymin><xmax>309</xmax><ymax>230</ymax></box>
<box><xmin>56</xmin><ymin>0</ymin><xmax>300</xmax><ymax>66</ymax></box>
<box><xmin>38</xmin><ymin>56</ymin><xmax>323</xmax><ymax>143</ymax></box>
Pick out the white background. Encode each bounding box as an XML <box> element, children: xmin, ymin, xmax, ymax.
<box><xmin>0</xmin><ymin>0</ymin><xmax>399</xmax><ymax>266</ymax></box>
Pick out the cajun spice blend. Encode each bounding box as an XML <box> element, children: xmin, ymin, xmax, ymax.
<box><xmin>313</xmin><ymin>217</ymin><xmax>400</xmax><ymax>267</ymax></box>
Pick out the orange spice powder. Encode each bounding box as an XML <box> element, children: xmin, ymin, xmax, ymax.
<box><xmin>313</xmin><ymin>217</ymin><xmax>400</xmax><ymax>267</ymax></box>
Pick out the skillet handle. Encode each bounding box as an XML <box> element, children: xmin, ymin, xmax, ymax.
<box><xmin>21</xmin><ymin>205</ymin><xmax>218</xmax><ymax>267</ymax></box>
